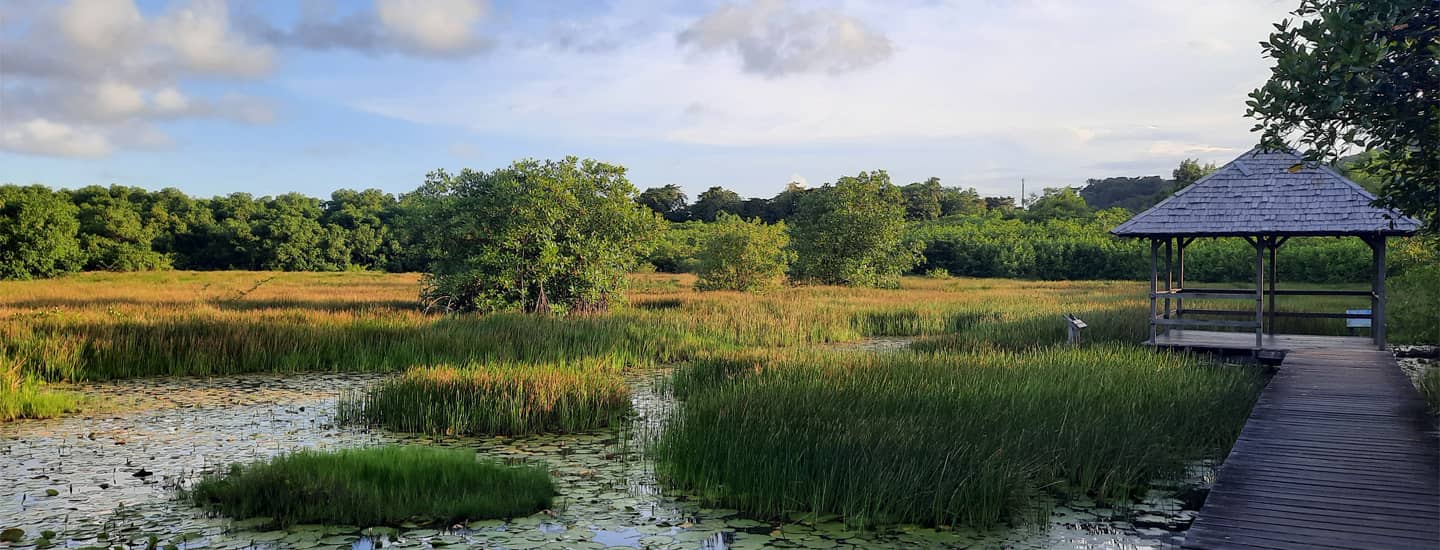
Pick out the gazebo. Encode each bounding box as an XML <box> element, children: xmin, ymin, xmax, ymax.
<box><xmin>1111</xmin><ymin>147</ymin><xmax>1421</xmax><ymax>354</ymax></box>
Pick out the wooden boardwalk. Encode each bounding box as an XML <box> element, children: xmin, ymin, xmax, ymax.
<box><xmin>1182</xmin><ymin>344</ymin><xmax>1440</xmax><ymax>549</ymax></box>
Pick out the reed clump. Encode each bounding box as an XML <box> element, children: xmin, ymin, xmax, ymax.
<box><xmin>338</xmin><ymin>361</ymin><xmax>633</xmax><ymax>435</ymax></box>
<box><xmin>655</xmin><ymin>345</ymin><xmax>1264</xmax><ymax>528</ymax></box>
<box><xmin>187</xmin><ymin>446</ymin><xmax>555</xmax><ymax>527</ymax></box>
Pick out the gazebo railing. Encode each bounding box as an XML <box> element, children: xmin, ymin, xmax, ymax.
<box><xmin>1145</xmin><ymin>234</ymin><xmax>1389</xmax><ymax>351</ymax></box>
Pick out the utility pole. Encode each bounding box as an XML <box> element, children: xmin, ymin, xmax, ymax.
<box><xmin>1020</xmin><ymin>178</ymin><xmax>1026</xmax><ymax>209</ymax></box>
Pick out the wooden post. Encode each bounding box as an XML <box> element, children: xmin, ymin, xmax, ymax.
<box><xmin>1164</xmin><ymin>238</ymin><xmax>1173</xmax><ymax>319</ymax></box>
<box><xmin>1176</xmin><ymin>238</ymin><xmax>1187</xmax><ymax>320</ymax></box>
<box><xmin>1267</xmin><ymin>238</ymin><xmax>1278</xmax><ymax>336</ymax></box>
<box><xmin>1150</xmin><ymin>238</ymin><xmax>1159</xmax><ymax>344</ymax></box>
<box><xmin>1371</xmin><ymin>236</ymin><xmax>1388</xmax><ymax>350</ymax></box>
<box><xmin>1253</xmin><ymin>236</ymin><xmax>1265</xmax><ymax>352</ymax></box>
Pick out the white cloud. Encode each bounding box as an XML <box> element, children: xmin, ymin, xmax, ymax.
<box><xmin>94</xmin><ymin>81</ymin><xmax>147</xmax><ymax>118</ymax></box>
<box><xmin>375</xmin><ymin>0</ymin><xmax>488</xmax><ymax>55</ymax></box>
<box><xmin>151</xmin><ymin>87</ymin><xmax>192</xmax><ymax>113</ymax></box>
<box><xmin>57</xmin><ymin>0</ymin><xmax>144</xmax><ymax>54</ymax></box>
<box><xmin>156</xmin><ymin>0</ymin><xmax>274</xmax><ymax>76</ymax></box>
<box><xmin>678</xmin><ymin>0</ymin><xmax>892</xmax><ymax>77</ymax></box>
<box><xmin>1</xmin><ymin>119</ymin><xmax>113</xmax><ymax>158</ymax></box>
<box><xmin>0</xmin><ymin>0</ymin><xmax>275</xmax><ymax>158</ymax></box>
<box><xmin>333</xmin><ymin>0</ymin><xmax>1293</xmax><ymax>195</ymax></box>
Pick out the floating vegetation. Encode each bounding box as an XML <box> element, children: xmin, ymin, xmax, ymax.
<box><xmin>338</xmin><ymin>360</ymin><xmax>633</xmax><ymax>435</ymax></box>
<box><xmin>187</xmin><ymin>445</ymin><xmax>555</xmax><ymax>527</ymax></box>
<box><xmin>656</xmin><ymin>346</ymin><xmax>1263</xmax><ymax>528</ymax></box>
<box><xmin>3</xmin><ymin>371</ymin><xmax>1211</xmax><ymax>549</ymax></box>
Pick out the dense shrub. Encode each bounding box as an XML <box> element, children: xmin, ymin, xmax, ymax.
<box><xmin>0</xmin><ymin>185</ymin><xmax>84</xmax><ymax>279</ymax></box>
<box><xmin>1390</xmin><ymin>257</ymin><xmax>1440</xmax><ymax>345</ymax></box>
<box><xmin>647</xmin><ymin>221</ymin><xmax>711</xmax><ymax>273</ymax></box>
<box><xmin>911</xmin><ymin>213</ymin><xmax>1431</xmax><ymax>283</ymax></box>
<box><xmin>789</xmin><ymin>171</ymin><xmax>920</xmax><ymax>287</ymax></box>
<box><xmin>413</xmin><ymin>157</ymin><xmax>663</xmax><ymax>313</ymax></box>
<box><xmin>695</xmin><ymin>214</ymin><xmax>793</xmax><ymax>291</ymax></box>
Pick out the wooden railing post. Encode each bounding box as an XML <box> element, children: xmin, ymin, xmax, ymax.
<box><xmin>1253</xmin><ymin>236</ymin><xmax>1264</xmax><ymax>352</ymax></box>
<box><xmin>1371</xmin><ymin>236</ymin><xmax>1387</xmax><ymax>350</ymax></box>
<box><xmin>1150</xmin><ymin>238</ymin><xmax>1159</xmax><ymax>344</ymax></box>
<box><xmin>1164</xmin><ymin>238</ymin><xmax>1173</xmax><ymax>320</ymax></box>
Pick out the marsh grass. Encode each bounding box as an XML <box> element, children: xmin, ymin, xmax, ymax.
<box><xmin>338</xmin><ymin>361</ymin><xmax>632</xmax><ymax>435</ymax></box>
<box><xmin>1418</xmin><ymin>366</ymin><xmax>1440</xmax><ymax>414</ymax></box>
<box><xmin>656</xmin><ymin>345</ymin><xmax>1264</xmax><ymax>528</ymax></box>
<box><xmin>187</xmin><ymin>446</ymin><xmax>555</xmax><ymax>527</ymax></box>
<box><xmin>0</xmin><ymin>271</ymin><xmax>1395</xmax><ymax>417</ymax></box>
<box><xmin>0</xmin><ymin>352</ymin><xmax>82</xmax><ymax>421</ymax></box>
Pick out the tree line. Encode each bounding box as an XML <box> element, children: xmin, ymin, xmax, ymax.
<box><xmin>2</xmin><ymin>154</ymin><xmax>1433</xmax><ymax>313</ymax></box>
<box><xmin>0</xmin><ymin>184</ymin><xmax>420</xmax><ymax>279</ymax></box>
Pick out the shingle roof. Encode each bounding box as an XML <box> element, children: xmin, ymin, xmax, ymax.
<box><xmin>1111</xmin><ymin>148</ymin><xmax>1421</xmax><ymax>238</ymax></box>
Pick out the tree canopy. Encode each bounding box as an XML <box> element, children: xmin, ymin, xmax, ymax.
<box><xmin>1247</xmin><ymin>0</ymin><xmax>1439</xmax><ymax>230</ymax></box>
<box><xmin>694</xmin><ymin>213</ymin><xmax>793</xmax><ymax>292</ymax></box>
<box><xmin>788</xmin><ymin>170</ymin><xmax>920</xmax><ymax>288</ymax></box>
<box><xmin>638</xmin><ymin>184</ymin><xmax>690</xmax><ymax>222</ymax></box>
<box><xmin>0</xmin><ymin>185</ymin><xmax>84</xmax><ymax>280</ymax></box>
<box><xmin>413</xmin><ymin>157</ymin><xmax>662</xmax><ymax>314</ymax></box>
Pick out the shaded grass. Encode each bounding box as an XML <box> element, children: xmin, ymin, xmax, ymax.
<box><xmin>656</xmin><ymin>345</ymin><xmax>1264</xmax><ymax>528</ymax></box>
<box><xmin>1419</xmin><ymin>366</ymin><xmax>1440</xmax><ymax>414</ymax></box>
<box><xmin>187</xmin><ymin>446</ymin><xmax>555</xmax><ymax>527</ymax></box>
<box><xmin>338</xmin><ymin>361</ymin><xmax>632</xmax><ymax>435</ymax></box>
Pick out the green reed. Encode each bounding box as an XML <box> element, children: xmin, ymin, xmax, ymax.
<box><xmin>338</xmin><ymin>360</ymin><xmax>633</xmax><ymax>436</ymax></box>
<box><xmin>655</xmin><ymin>345</ymin><xmax>1263</xmax><ymax>528</ymax></box>
<box><xmin>187</xmin><ymin>446</ymin><xmax>555</xmax><ymax>527</ymax></box>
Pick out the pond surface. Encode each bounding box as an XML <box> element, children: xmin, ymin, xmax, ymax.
<box><xmin>2</xmin><ymin>369</ymin><xmax>1205</xmax><ymax>549</ymax></box>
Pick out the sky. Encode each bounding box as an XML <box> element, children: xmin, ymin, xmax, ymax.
<box><xmin>0</xmin><ymin>0</ymin><xmax>1297</xmax><ymax>200</ymax></box>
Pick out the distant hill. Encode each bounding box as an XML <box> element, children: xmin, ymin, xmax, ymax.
<box><xmin>1079</xmin><ymin>176</ymin><xmax>1174</xmax><ymax>212</ymax></box>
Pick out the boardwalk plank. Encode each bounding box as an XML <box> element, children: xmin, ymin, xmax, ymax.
<box><xmin>1175</xmin><ymin>336</ymin><xmax>1440</xmax><ymax>549</ymax></box>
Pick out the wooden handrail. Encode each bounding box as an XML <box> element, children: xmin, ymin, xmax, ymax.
<box><xmin>1177</xmin><ymin>308</ymin><xmax>1372</xmax><ymax>320</ymax></box>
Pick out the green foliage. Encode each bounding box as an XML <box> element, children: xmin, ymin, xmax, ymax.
<box><xmin>188</xmin><ymin>446</ymin><xmax>555</xmax><ymax>527</ymax></box>
<box><xmin>690</xmin><ymin>186</ymin><xmax>744</xmax><ymax>222</ymax></box>
<box><xmin>0</xmin><ymin>185</ymin><xmax>83</xmax><ymax>279</ymax></box>
<box><xmin>1023</xmin><ymin>187</ymin><xmax>1091</xmax><ymax>222</ymax></box>
<box><xmin>789</xmin><ymin>171</ymin><xmax>920</xmax><ymax>287</ymax></box>
<box><xmin>1081</xmin><ymin>176</ymin><xmax>1170</xmax><ymax>213</ymax></box>
<box><xmin>339</xmin><ymin>361</ymin><xmax>631</xmax><ymax>435</ymax></box>
<box><xmin>911</xmin><ymin>214</ymin><xmax>1424</xmax><ymax>284</ymax></box>
<box><xmin>655</xmin><ymin>346</ymin><xmax>1262</xmax><ymax>527</ymax></box>
<box><xmin>1248</xmin><ymin>0</ymin><xmax>1439</xmax><ymax>230</ymax></box>
<box><xmin>647</xmin><ymin>221</ymin><xmax>710</xmax><ymax>273</ymax></box>
<box><xmin>415</xmin><ymin>157</ymin><xmax>663</xmax><ymax>314</ymax></box>
<box><xmin>901</xmin><ymin>177</ymin><xmax>943</xmax><ymax>221</ymax></box>
<box><xmin>694</xmin><ymin>214</ymin><xmax>793</xmax><ymax>291</ymax></box>
<box><xmin>1172</xmin><ymin>158</ymin><xmax>1219</xmax><ymax>190</ymax></box>
<box><xmin>1389</xmin><ymin>251</ymin><xmax>1440</xmax><ymax>345</ymax></box>
<box><xmin>70</xmin><ymin>186</ymin><xmax>172</xmax><ymax>272</ymax></box>
<box><xmin>638</xmin><ymin>184</ymin><xmax>690</xmax><ymax>222</ymax></box>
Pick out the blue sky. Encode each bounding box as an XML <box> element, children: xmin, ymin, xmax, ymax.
<box><xmin>1</xmin><ymin>0</ymin><xmax>1295</xmax><ymax>200</ymax></box>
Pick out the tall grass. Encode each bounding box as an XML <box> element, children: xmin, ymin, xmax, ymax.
<box><xmin>189</xmin><ymin>446</ymin><xmax>554</xmax><ymax>527</ymax></box>
<box><xmin>656</xmin><ymin>346</ymin><xmax>1264</xmax><ymax>528</ymax></box>
<box><xmin>338</xmin><ymin>361</ymin><xmax>632</xmax><ymax>435</ymax></box>
<box><xmin>1418</xmin><ymin>367</ymin><xmax>1440</xmax><ymax>414</ymax></box>
<box><xmin>0</xmin><ymin>351</ymin><xmax>81</xmax><ymax>421</ymax></box>
<box><xmin>0</xmin><ymin>271</ymin><xmax>1406</xmax><ymax>418</ymax></box>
